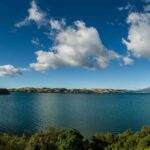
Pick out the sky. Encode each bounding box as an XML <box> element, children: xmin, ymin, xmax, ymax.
<box><xmin>0</xmin><ymin>0</ymin><xmax>150</xmax><ymax>89</ymax></box>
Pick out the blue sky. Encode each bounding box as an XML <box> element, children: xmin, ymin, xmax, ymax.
<box><xmin>0</xmin><ymin>0</ymin><xmax>150</xmax><ymax>89</ymax></box>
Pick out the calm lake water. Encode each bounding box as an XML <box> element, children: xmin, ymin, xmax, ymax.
<box><xmin>0</xmin><ymin>93</ymin><xmax>150</xmax><ymax>136</ymax></box>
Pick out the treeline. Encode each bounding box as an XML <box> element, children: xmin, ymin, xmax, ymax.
<box><xmin>1</xmin><ymin>127</ymin><xmax>150</xmax><ymax>150</ymax></box>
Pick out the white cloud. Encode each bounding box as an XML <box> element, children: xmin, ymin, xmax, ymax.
<box><xmin>30</xmin><ymin>20</ymin><xmax>120</xmax><ymax>72</ymax></box>
<box><xmin>50</xmin><ymin>19</ymin><xmax>66</xmax><ymax>30</ymax></box>
<box><xmin>118</xmin><ymin>3</ymin><xmax>134</xmax><ymax>11</ymax></box>
<box><xmin>31</xmin><ymin>38</ymin><xmax>43</xmax><ymax>47</ymax></box>
<box><xmin>144</xmin><ymin>5</ymin><xmax>150</xmax><ymax>11</ymax></box>
<box><xmin>15</xmin><ymin>0</ymin><xmax>46</xmax><ymax>28</ymax></box>
<box><xmin>32</xmin><ymin>38</ymin><xmax>40</xmax><ymax>45</ymax></box>
<box><xmin>0</xmin><ymin>65</ymin><xmax>24</xmax><ymax>77</ymax></box>
<box><xmin>123</xmin><ymin>12</ymin><xmax>150</xmax><ymax>59</ymax></box>
<box><xmin>123</xmin><ymin>56</ymin><xmax>134</xmax><ymax>65</ymax></box>
<box><xmin>144</xmin><ymin>0</ymin><xmax>150</xmax><ymax>3</ymax></box>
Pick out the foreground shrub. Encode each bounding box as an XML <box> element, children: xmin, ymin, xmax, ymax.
<box><xmin>57</xmin><ymin>129</ymin><xmax>85</xmax><ymax>150</ymax></box>
<box><xmin>0</xmin><ymin>127</ymin><xmax>150</xmax><ymax>150</ymax></box>
<box><xmin>0</xmin><ymin>134</ymin><xmax>27</xmax><ymax>150</ymax></box>
<box><xmin>26</xmin><ymin>128</ymin><xmax>58</xmax><ymax>150</ymax></box>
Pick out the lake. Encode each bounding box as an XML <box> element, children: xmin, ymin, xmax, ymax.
<box><xmin>0</xmin><ymin>93</ymin><xmax>150</xmax><ymax>136</ymax></box>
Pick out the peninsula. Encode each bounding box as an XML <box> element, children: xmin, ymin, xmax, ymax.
<box><xmin>0</xmin><ymin>88</ymin><xmax>10</xmax><ymax>95</ymax></box>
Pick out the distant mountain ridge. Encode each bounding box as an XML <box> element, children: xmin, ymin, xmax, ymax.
<box><xmin>136</xmin><ymin>87</ymin><xmax>150</xmax><ymax>93</ymax></box>
<box><xmin>9</xmin><ymin>87</ymin><xmax>130</xmax><ymax>94</ymax></box>
<box><xmin>3</xmin><ymin>87</ymin><xmax>150</xmax><ymax>94</ymax></box>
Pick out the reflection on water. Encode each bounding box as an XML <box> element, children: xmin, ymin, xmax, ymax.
<box><xmin>0</xmin><ymin>93</ymin><xmax>150</xmax><ymax>136</ymax></box>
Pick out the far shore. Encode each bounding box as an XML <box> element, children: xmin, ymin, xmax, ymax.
<box><xmin>8</xmin><ymin>87</ymin><xmax>131</xmax><ymax>94</ymax></box>
<box><xmin>1</xmin><ymin>87</ymin><xmax>150</xmax><ymax>95</ymax></box>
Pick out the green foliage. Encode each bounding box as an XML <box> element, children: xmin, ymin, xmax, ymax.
<box><xmin>0</xmin><ymin>127</ymin><xmax>150</xmax><ymax>150</ymax></box>
<box><xmin>26</xmin><ymin>127</ymin><xmax>58</xmax><ymax>150</ymax></box>
<box><xmin>138</xmin><ymin>135</ymin><xmax>150</xmax><ymax>149</ymax></box>
<box><xmin>0</xmin><ymin>134</ymin><xmax>27</xmax><ymax>150</ymax></box>
<box><xmin>57</xmin><ymin>129</ymin><xmax>85</xmax><ymax>150</ymax></box>
<box><xmin>89</xmin><ymin>133</ymin><xmax>114</xmax><ymax>150</ymax></box>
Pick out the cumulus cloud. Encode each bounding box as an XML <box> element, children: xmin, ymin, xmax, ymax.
<box><xmin>30</xmin><ymin>20</ymin><xmax>120</xmax><ymax>71</ymax></box>
<box><xmin>123</xmin><ymin>56</ymin><xmax>134</xmax><ymax>65</ymax></box>
<box><xmin>0</xmin><ymin>65</ymin><xmax>24</xmax><ymax>77</ymax></box>
<box><xmin>15</xmin><ymin>0</ymin><xmax>46</xmax><ymax>28</ymax></box>
<box><xmin>123</xmin><ymin>12</ymin><xmax>150</xmax><ymax>59</ymax></box>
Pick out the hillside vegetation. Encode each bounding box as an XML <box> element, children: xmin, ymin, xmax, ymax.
<box><xmin>1</xmin><ymin>127</ymin><xmax>150</xmax><ymax>150</ymax></box>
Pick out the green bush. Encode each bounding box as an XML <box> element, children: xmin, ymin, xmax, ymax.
<box><xmin>57</xmin><ymin>129</ymin><xmax>85</xmax><ymax>150</ymax></box>
<box><xmin>26</xmin><ymin>128</ymin><xmax>58</xmax><ymax>150</ymax></box>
